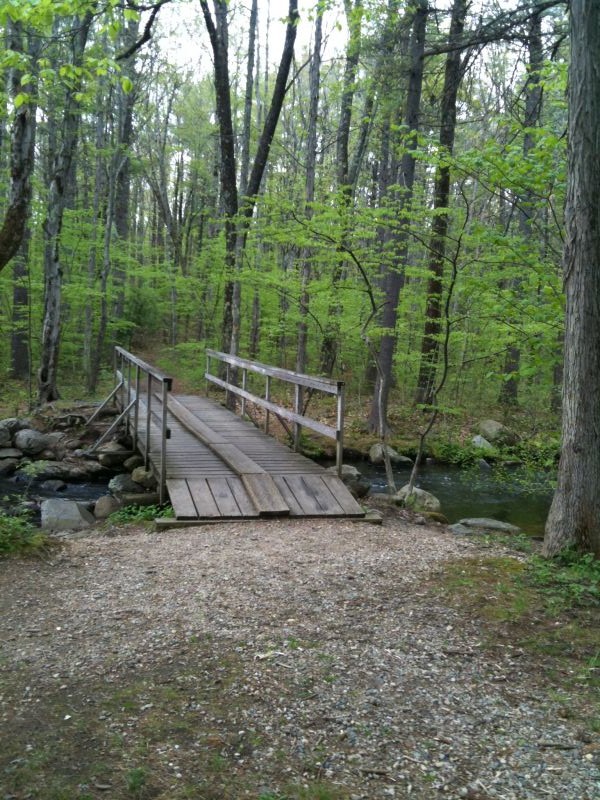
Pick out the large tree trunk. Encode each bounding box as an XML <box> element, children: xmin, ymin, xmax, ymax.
<box><xmin>368</xmin><ymin>0</ymin><xmax>428</xmax><ymax>433</ymax></box>
<box><xmin>414</xmin><ymin>0</ymin><xmax>469</xmax><ymax>407</ymax></box>
<box><xmin>0</xmin><ymin>22</ymin><xmax>39</xmax><ymax>273</ymax></box>
<box><xmin>543</xmin><ymin>0</ymin><xmax>600</xmax><ymax>558</ymax></box>
<box><xmin>38</xmin><ymin>13</ymin><xmax>92</xmax><ymax>404</ymax></box>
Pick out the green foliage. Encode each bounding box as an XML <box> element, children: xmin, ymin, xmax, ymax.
<box><xmin>527</xmin><ymin>549</ymin><xmax>600</xmax><ymax>612</ymax></box>
<box><xmin>108</xmin><ymin>504</ymin><xmax>174</xmax><ymax>524</ymax></box>
<box><xmin>0</xmin><ymin>511</ymin><xmax>47</xmax><ymax>557</ymax></box>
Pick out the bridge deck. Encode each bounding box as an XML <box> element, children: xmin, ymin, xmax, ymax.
<box><xmin>139</xmin><ymin>394</ymin><xmax>364</xmax><ymax>521</ymax></box>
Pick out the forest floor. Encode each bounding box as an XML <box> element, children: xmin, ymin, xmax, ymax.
<box><xmin>1</xmin><ymin>502</ymin><xmax>598</xmax><ymax>800</ymax></box>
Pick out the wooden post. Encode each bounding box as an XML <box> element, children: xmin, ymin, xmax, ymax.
<box><xmin>225</xmin><ymin>363</ymin><xmax>231</xmax><ymax>408</ymax></box>
<box><xmin>265</xmin><ymin>375</ymin><xmax>271</xmax><ymax>434</ymax></box>
<box><xmin>293</xmin><ymin>383</ymin><xmax>303</xmax><ymax>452</ymax></box>
<box><xmin>241</xmin><ymin>368</ymin><xmax>247</xmax><ymax>417</ymax></box>
<box><xmin>205</xmin><ymin>352</ymin><xmax>210</xmax><ymax>396</ymax></box>
<box><xmin>132</xmin><ymin>365</ymin><xmax>140</xmax><ymax>452</ymax></box>
<box><xmin>144</xmin><ymin>373</ymin><xmax>152</xmax><ymax>469</ymax></box>
<box><xmin>160</xmin><ymin>378</ymin><xmax>169</xmax><ymax>505</ymax></box>
<box><xmin>336</xmin><ymin>381</ymin><xmax>345</xmax><ymax>477</ymax></box>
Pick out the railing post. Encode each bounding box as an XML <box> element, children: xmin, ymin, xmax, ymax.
<box><xmin>293</xmin><ymin>383</ymin><xmax>303</xmax><ymax>452</ymax></box>
<box><xmin>265</xmin><ymin>375</ymin><xmax>271</xmax><ymax>434</ymax></box>
<box><xmin>241</xmin><ymin>368</ymin><xmax>247</xmax><ymax>417</ymax></box>
<box><xmin>225</xmin><ymin>363</ymin><xmax>231</xmax><ymax>408</ymax></box>
<box><xmin>132</xmin><ymin>365</ymin><xmax>140</xmax><ymax>452</ymax></box>
<box><xmin>205</xmin><ymin>352</ymin><xmax>210</xmax><ymax>396</ymax></box>
<box><xmin>126</xmin><ymin>359</ymin><xmax>132</xmax><ymax>437</ymax></box>
<box><xmin>145</xmin><ymin>373</ymin><xmax>152</xmax><ymax>469</ymax></box>
<box><xmin>336</xmin><ymin>382</ymin><xmax>345</xmax><ymax>477</ymax></box>
<box><xmin>160</xmin><ymin>378</ymin><xmax>169</xmax><ymax>505</ymax></box>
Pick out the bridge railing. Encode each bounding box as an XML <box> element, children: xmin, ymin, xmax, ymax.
<box><xmin>205</xmin><ymin>349</ymin><xmax>345</xmax><ymax>476</ymax></box>
<box><xmin>87</xmin><ymin>347</ymin><xmax>172</xmax><ymax>504</ymax></box>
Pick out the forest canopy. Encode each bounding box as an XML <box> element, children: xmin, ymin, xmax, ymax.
<box><xmin>0</xmin><ymin>0</ymin><xmax>567</xmax><ymax>423</ymax></box>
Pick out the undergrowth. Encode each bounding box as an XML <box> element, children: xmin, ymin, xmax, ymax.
<box><xmin>0</xmin><ymin>511</ymin><xmax>48</xmax><ymax>557</ymax></box>
<box><xmin>108</xmin><ymin>504</ymin><xmax>174</xmax><ymax>524</ymax></box>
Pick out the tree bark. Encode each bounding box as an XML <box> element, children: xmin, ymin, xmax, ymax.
<box><xmin>297</xmin><ymin>3</ymin><xmax>324</xmax><ymax>374</ymax></box>
<box><xmin>368</xmin><ymin>0</ymin><xmax>428</xmax><ymax>433</ymax></box>
<box><xmin>0</xmin><ymin>22</ymin><xmax>39</xmax><ymax>273</ymax></box>
<box><xmin>38</xmin><ymin>12</ymin><xmax>93</xmax><ymax>404</ymax></box>
<box><xmin>415</xmin><ymin>0</ymin><xmax>469</xmax><ymax>407</ymax></box>
<box><xmin>544</xmin><ymin>0</ymin><xmax>600</xmax><ymax>558</ymax></box>
<box><xmin>498</xmin><ymin>7</ymin><xmax>543</xmax><ymax>405</ymax></box>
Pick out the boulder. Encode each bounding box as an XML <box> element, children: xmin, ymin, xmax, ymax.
<box><xmin>456</xmin><ymin>517</ymin><xmax>522</xmax><ymax>535</ymax></box>
<box><xmin>131</xmin><ymin>467</ymin><xmax>157</xmax><ymax>490</ymax></box>
<box><xmin>41</xmin><ymin>499</ymin><xmax>96</xmax><ymax>531</ymax></box>
<box><xmin>471</xmin><ymin>435</ymin><xmax>494</xmax><ymax>452</ymax></box>
<box><xmin>124</xmin><ymin>454</ymin><xmax>145</xmax><ymax>472</ymax></box>
<box><xmin>97</xmin><ymin>441</ymin><xmax>132</xmax><ymax>468</ymax></box>
<box><xmin>0</xmin><ymin>458</ymin><xmax>19</xmax><ymax>476</ymax></box>
<box><xmin>0</xmin><ymin>428</ymin><xmax>11</xmax><ymax>447</ymax></box>
<box><xmin>449</xmin><ymin>523</ymin><xmax>474</xmax><ymax>536</ymax></box>
<box><xmin>0</xmin><ymin>417</ymin><xmax>26</xmax><ymax>438</ymax></box>
<box><xmin>14</xmin><ymin>429</ymin><xmax>54</xmax><ymax>456</ymax></box>
<box><xmin>108</xmin><ymin>473</ymin><xmax>145</xmax><ymax>494</ymax></box>
<box><xmin>0</xmin><ymin>448</ymin><xmax>23</xmax><ymax>459</ymax></box>
<box><xmin>94</xmin><ymin>495</ymin><xmax>123</xmax><ymax>519</ymax></box>
<box><xmin>369</xmin><ymin>443</ymin><xmax>413</xmax><ymax>466</ymax></box>
<box><xmin>478</xmin><ymin>419</ymin><xmax>519</xmax><ymax>446</ymax></box>
<box><xmin>326</xmin><ymin>464</ymin><xmax>362</xmax><ymax>480</ymax></box>
<box><xmin>393</xmin><ymin>485</ymin><xmax>441</xmax><ymax>513</ymax></box>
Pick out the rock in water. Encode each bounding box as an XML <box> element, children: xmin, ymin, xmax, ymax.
<box><xmin>369</xmin><ymin>443</ymin><xmax>413</xmax><ymax>466</ymax></box>
<box><xmin>393</xmin><ymin>485</ymin><xmax>441</xmax><ymax>513</ymax></box>
<box><xmin>457</xmin><ymin>517</ymin><xmax>521</xmax><ymax>535</ymax></box>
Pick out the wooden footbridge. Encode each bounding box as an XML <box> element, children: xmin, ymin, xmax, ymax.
<box><xmin>89</xmin><ymin>348</ymin><xmax>364</xmax><ymax>522</ymax></box>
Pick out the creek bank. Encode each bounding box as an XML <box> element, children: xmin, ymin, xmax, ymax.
<box><xmin>0</xmin><ymin>405</ymin><xmax>160</xmax><ymax>533</ymax></box>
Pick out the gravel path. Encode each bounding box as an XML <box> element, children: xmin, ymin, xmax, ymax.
<box><xmin>1</xmin><ymin>513</ymin><xmax>598</xmax><ymax>799</ymax></box>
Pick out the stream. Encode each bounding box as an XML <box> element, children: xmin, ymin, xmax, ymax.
<box><xmin>1</xmin><ymin>464</ymin><xmax>554</xmax><ymax>537</ymax></box>
<box><xmin>361</xmin><ymin>462</ymin><xmax>555</xmax><ymax>537</ymax></box>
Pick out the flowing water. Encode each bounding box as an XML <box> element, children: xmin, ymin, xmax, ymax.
<box><xmin>361</xmin><ymin>462</ymin><xmax>554</xmax><ymax>537</ymax></box>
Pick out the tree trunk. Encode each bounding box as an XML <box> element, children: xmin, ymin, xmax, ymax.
<box><xmin>10</xmin><ymin>231</ymin><xmax>31</xmax><ymax>381</ymax></box>
<box><xmin>200</xmin><ymin>0</ymin><xmax>298</xmax><ymax>357</ymax></box>
<box><xmin>297</xmin><ymin>4</ymin><xmax>324</xmax><ymax>374</ymax></box>
<box><xmin>544</xmin><ymin>0</ymin><xmax>600</xmax><ymax>558</ymax></box>
<box><xmin>415</xmin><ymin>0</ymin><xmax>469</xmax><ymax>407</ymax></box>
<box><xmin>368</xmin><ymin>0</ymin><xmax>428</xmax><ymax>433</ymax></box>
<box><xmin>0</xmin><ymin>22</ymin><xmax>39</xmax><ymax>273</ymax></box>
<box><xmin>38</xmin><ymin>13</ymin><xmax>92</xmax><ymax>404</ymax></box>
<box><xmin>498</xmin><ymin>8</ymin><xmax>543</xmax><ymax>405</ymax></box>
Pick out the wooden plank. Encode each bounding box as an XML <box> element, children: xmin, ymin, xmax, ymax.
<box><xmin>168</xmin><ymin>396</ymin><xmax>228</xmax><ymax>443</ymax></box>
<box><xmin>321</xmin><ymin>474</ymin><xmax>365</xmax><ymax>515</ymax></box>
<box><xmin>279</xmin><ymin>475</ymin><xmax>323</xmax><ymax>515</ymax></box>
<box><xmin>186</xmin><ymin>479</ymin><xmax>221</xmax><ymax>518</ymax></box>
<box><xmin>207</xmin><ymin>477</ymin><xmax>242</xmax><ymax>516</ymax></box>
<box><xmin>298</xmin><ymin>474</ymin><xmax>345</xmax><ymax>515</ymax></box>
<box><xmin>167</xmin><ymin>480</ymin><xmax>199</xmax><ymax>519</ymax></box>
<box><xmin>241</xmin><ymin>474</ymin><xmax>290</xmax><ymax>517</ymax></box>
<box><xmin>213</xmin><ymin>444</ymin><xmax>265</xmax><ymax>475</ymax></box>
<box><xmin>272</xmin><ymin>476</ymin><xmax>304</xmax><ymax>516</ymax></box>
<box><xmin>227</xmin><ymin>477</ymin><xmax>259</xmax><ymax>517</ymax></box>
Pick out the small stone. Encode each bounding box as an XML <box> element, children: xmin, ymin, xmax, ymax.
<box><xmin>94</xmin><ymin>495</ymin><xmax>123</xmax><ymax>519</ymax></box>
<box><xmin>131</xmin><ymin>466</ymin><xmax>157</xmax><ymax>490</ymax></box>
<box><xmin>124</xmin><ymin>454</ymin><xmax>144</xmax><ymax>471</ymax></box>
<box><xmin>369</xmin><ymin>443</ymin><xmax>413</xmax><ymax>466</ymax></box>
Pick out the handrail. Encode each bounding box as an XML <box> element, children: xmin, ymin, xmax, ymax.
<box><xmin>113</xmin><ymin>347</ymin><xmax>172</xmax><ymax>504</ymax></box>
<box><xmin>205</xmin><ymin>349</ymin><xmax>345</xmax><ymax>475</ymax></box>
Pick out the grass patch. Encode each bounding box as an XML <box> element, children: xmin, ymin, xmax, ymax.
<box><xmin>433</xmin><ymin>543</ymin><xmax>600</xmax><ymax>731</ymax></box>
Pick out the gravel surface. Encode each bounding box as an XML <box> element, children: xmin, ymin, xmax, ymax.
<box><xmin>1</xmin><ymin>513</ymin><xmax>598</xmax><ymax>799</ymax></box>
